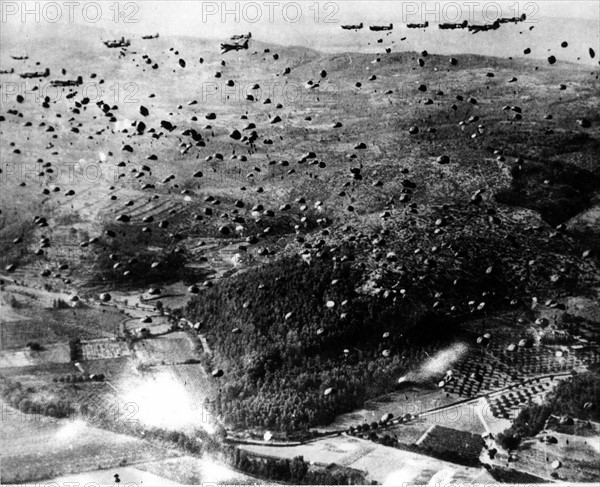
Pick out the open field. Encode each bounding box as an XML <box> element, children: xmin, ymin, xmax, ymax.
<box><xmin>510</xmin><ymin>431</ymin><xmax>600</xmax><ymax>483</ymax></box>
<box><xmin>1</xmin><ymin>405</ymin><xmax>177</xmax><ymax>484</ymax></box>
<box><xmin>0</xmin><ymin>343</ymin><xmax>70</xmax><ymax>368</ymax></box>
<box><xmin>0</xmin><ymin>296</ymin><xmax>125</xmax><ymax>350</ymax></box>
<box><xmin>133</xmin><ymin>332</ymin><xmax>198</xmax><ymax>364</ymax></box>
<box><xmin>39</xmin><ymin>467</ymin><xmax>180</xmax><ymax>486</ymax></box>
<box><xmin>240</xmin><ymin>434</ymin><xmax>492</xmax><ymax>484</ymax></box>
<box><xmin>134</xmin><ymin>455</ymin><xmax>264</xmax><ymax>485</ymax></box>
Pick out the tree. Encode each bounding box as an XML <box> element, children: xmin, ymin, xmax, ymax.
<box><xmin>498</xmin><ymin>433</ymin><xmax>521</xmax><ymax>450</ymax></box>
<box><xmin>69</xmin><ymin>338</ymin><xmax>82</xmax><ymax>361</ymax></box>
<box><xmin>26</xmin><ymin>341</ymin><xmax>42</xmax><ymax>351</ymax></box>
<box><xmin>290</xmin><ymin>456</ymin><xmax>308</xmax><ymax>482</ymax></box>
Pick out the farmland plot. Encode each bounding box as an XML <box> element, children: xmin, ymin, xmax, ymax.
<box><xmin>134</xmin><ymin>455</ymin><xmax>264</xmax><ymax>485</ymax></box>
<box><xmin>1</xmin><ymin>405</ymin><xmax>177</xmax><ymax>484</ymax></box>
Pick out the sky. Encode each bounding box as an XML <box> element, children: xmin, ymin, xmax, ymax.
<box><xmin>93</xmin><ymin>1</ymin><xmax>600</xmax><ymax>38</ymax></box>
<box><xmin>3</xmin><ymin>1</ymin><xmax>598</xmax><ymax>37</ymax></box>
<box><xmin>2</xmin><ymin>1</ymin><xmax>599</xmax><ymax>63</ymax></box>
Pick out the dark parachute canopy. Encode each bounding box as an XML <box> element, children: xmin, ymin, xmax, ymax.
<box><xmin>161</xmin><ymin>120</ymin><xmax>175</xmax><ymax>131</ymax></box>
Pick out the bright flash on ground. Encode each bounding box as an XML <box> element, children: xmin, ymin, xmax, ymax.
<box><xmin>55</xmin><ymin>418</ymin><xmax>86</xmax><ymax>442</ymax></box>
<box><xmin>201</xmin><ymin>457</ymin><xmax>240</xmax><ymax>483</ymax></box>
<box><xmin>402</xmin><ymin>342</ymin><xmax>469</xmax><ymax>383</ymax></box>
<box><xmin>383</xmin><ymin>464</ymin><xmax>422</xmax><ymax>486</ymax></box>
<box><xmin>416</xmin><ymin>343</ymin><xmax>468</xmax><ymax>380</ymax></box>
<box><xmin>122</xmin><ymin>372</ymin><xmax>214</xmax><ymax>433</ymax></box>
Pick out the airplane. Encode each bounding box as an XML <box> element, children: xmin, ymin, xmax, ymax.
<box><xmin>341</xmin><ymin>22</ymin><xmax>363</xmax><ymax>30</ymax></box>
<box><xmin>221</xmin><ymin>38</ymin><xmax>249</xmax><ymax>54</ymax></box>
<box><xmin>0</xmin><ymin>68</ymin><xmax>14</xmax><ymax>74</ymax></box>
<box><xmin>50</xmin><ymin>76</ymin><xmax>83</xmax><ymax>87</ymax></box>
<box><xmin>141</xmin><ymin>33</ymin><xmax>159</xmax><ymax>39</ymax></box>
<box><xmin>498</xmin><ymin>14</ymin><xmax>526</xmax><ymax>24</ymax></box>
<box><xmin>439</xmin><ymin>20</ymin><xmax>468</xmax><ymax>29</ymax></box>
<box><xmin>469</xmin><ymin>20</ymin><xmax>501</xmax><ymax>34</ymax></box>
<box><xmin>11</xmin><ymin>55</ymin><xmax>29</xmax><ymax>60</ymax></box>
<box><xmin>407</xmin><ymin>21</ymin><xmax>429</xmax><ymax>29</ymax></box>
<box><xmin>231</xmin><ymin>32</ymin><xmax>251</xmax><ymax>41</ymax></box>
<box><xmin>369</xmin><ymin>23</ymin><xmax>393</xmax><ymax>31</ymax></box>
<box><xmin>20</xmin><ymin>68</ymin><xmax>50</xmax><ymax>79</ymax></box>
<box><xmin>103</xmin><ymin>37</ymin><xmax>131</xmax><ymax>48</ymax></box>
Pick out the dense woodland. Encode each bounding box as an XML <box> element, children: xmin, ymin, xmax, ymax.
<box><xmin>187</xmin><ymin>255</ymin><xmax>455</xmax><ymax>431</ymax></box>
